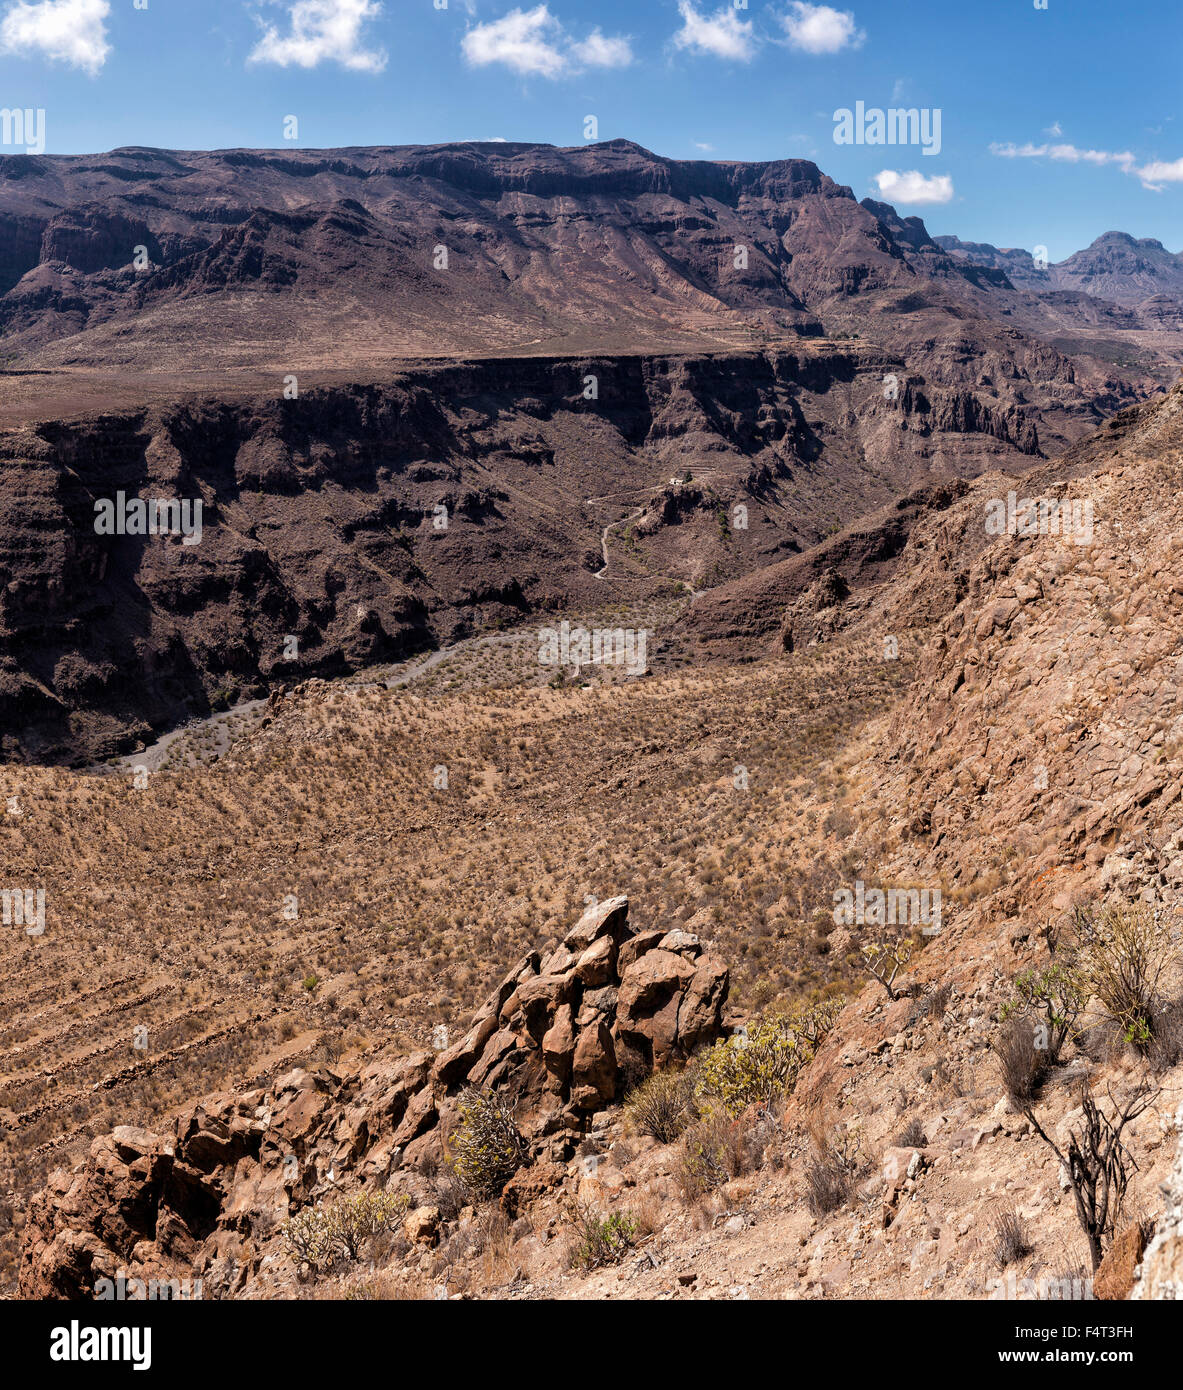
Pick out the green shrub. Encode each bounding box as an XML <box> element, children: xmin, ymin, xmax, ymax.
<box><xmin>567</xmin><ymin>1202</ymin><xmax>638</xmax><ymax>1270</ymax></box>
<box><xmin>1000</xmin><ymin>961</ymin><xmax>1088</xmax><ymax>1066</ymax></box>
<box><xmin>623</xmin><ymin>1067</ymin><xmax>695</xmax><ymax>1143</ymax></box>
<box><xmin>695</xmin><ymin>1002</ymin><xmax>839</xmax><ymax>1117</ymax></box>
<box><xmin>1074</xmin><ymin>903</ymin><xmax>1179</xmax><ymax>1052</ymax></box>
<box><xmin>282</xmin><ymin>1189</ymin><xmax>410</xmax><ymax>1273</ymax></box>
<box><xmin>449</xmin><ymin>1087</ymin><xmax>526</xmax><ymax>1197</ymax></box>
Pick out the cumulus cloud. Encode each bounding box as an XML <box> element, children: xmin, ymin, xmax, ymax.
<box><xmin>249</xmin><ymin>0</ymin><xmax>387</xmax><ymax>73</ymax></box>
<box><xmin>1137</xmin><ymin>157</ymin><xmax>1183</xmax><ymax>188</ymax></box>
<box><xmin>779</xmin><ymin>3</ymin><xmax>864</xmax><ymax>55</ymax></box>
<box><xmin>0</xmin><ymin>0</ymin><xmax>110</xmax><ymax>75</ymax></box>
<box><xmin>571</xmin><ymin>26</ymin><xmax>633</xmax><ymax>69</ymax></box>
<box><xmin>874</xmin><ymin>169</ymin><xmax>954</xmax><ymax>205</ymax></box>
<box><xmin>990</xmin><ymin>138</ymin><xmax>1180</xmax><ymax>190</ymax></box>
<box><xmin>462</xmin><ymin>6</ymin><xmax>632</xmax><ymax>79</ymax></box>
<box><xmin>672</xmin><ymin>2</ymin><xmax>757</xmax><ymax>62</ymax></box>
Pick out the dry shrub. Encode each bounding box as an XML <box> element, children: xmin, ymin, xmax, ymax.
<box><xmin>1073</xmin><ymin>902</ymin><xmax>1180</xmax><ymax>1052</ymax></box>
<box><xmin>992</xmin><ymin>1017</ymin><xmax>1047</xmax><ymax>1106</ymax></box>
<box><xmin>1148</xmin><ymin>996</ymin><xmax>1183</xmax><ymax>1071</ymax></box>
<box><xmin>1024</xmin><ymin>1080</ymin><xmax>1158</xmax><ymax>1272</ymax></box>
<box><xmin>282</xmin><ymin>1189</ymin><xmax>410</xmax><ymax>1274</ymax></box>
<box><xmin>803</xmin><ymin>1117</ymin><xmax>861</xmax><ymax>1217</ymax></box>
<box><xmin>678</xmin><ymin>1109</ymin><xmax>771</xmax><ymax>1200</ymax></box>
<box><xmin>893</xmin><ymin>1116</ymin><xmax>927</xmax><ymax>1149</ymax></box>
<box><xmin>623</xmin><ymin>1067</ymin><xmax>695</xmax><ymax>1144</ymax></box>
<box><xmin>992</xmin><ymin>1207</ymin><xmax>1034</xmax><ymax>1270</ymax></box>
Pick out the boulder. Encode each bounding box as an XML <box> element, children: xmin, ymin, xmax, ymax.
<box><xmin>570</xmin><ymin>1021</ymin><xmax>617</xmax><ymax>1110</ymax></box>
<box><xmin>563</xmin><ymin>896</ymin><xmax>630</xmax><ymax>952</ymax></box>
<box><xmin>1133</xmin><ymin>1123</ymin><xmax>1183</xmax><ymax>1300</ymax></box>
<box><xmin>404</xmin><ymin>1205</ymin><xmax>441</xmax><ymax>1245</ymax></box>
<box><xmin>1095</xmin><ymin>1222</ymin><xmax>1148</xmax><ymax>1301</ymax></box>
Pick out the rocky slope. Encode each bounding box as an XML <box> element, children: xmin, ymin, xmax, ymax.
<box><xmin>937</xmin><ymin>230</ymin><xmax>1183</xmax><ymax>310</ymax></box>
<box><xmin>19</xmin><ymin>897</ymin><xmax>728</xmax><ymax>1299</ymax></box>
<box><xmin>18</xmin><ymin>382</ymin><xmax>1183</xmax><ymax>1304</ymax></box>
<box><xmin>8</xmin><ymin>139</ymin><xmax>1179</xmax><ymax>765</ymax></box>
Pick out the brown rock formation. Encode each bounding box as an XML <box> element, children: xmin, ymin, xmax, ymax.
<box><xmin>19</xmin><ymin>895</ymin><xmax>727</xmax><ymax>1299</ymax></box>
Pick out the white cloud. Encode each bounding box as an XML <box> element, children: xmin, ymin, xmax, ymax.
<box><xmin>672</xmin><ymin>2</ymin><xmax>757</xmax><ymax>62</ymax></box>
<box><xmin>989</xmin><ymin>138</ymin><xmax>1182</xmax><ymax>190</ymax></box>
<box><xmin>874</xmin><ymin>169</ymin><xmax>954</xmax><ymax>205</ymax></box>
<box><xmin>463</xmin><ymin>5</ymin><xmax>565</xmax><ymax>76</ymax></box>
<box><xmin>990</xmin><ymin>140</ymin><xmax>1137</xmax><ymax>171</ymax></box>
<box><xmin>779</xmin><ymin>3</ymin><xmax>864</xmax><ymax>55</ymax></box>
<box><xmin>462</xmin><ymin>5</ymin><xmax>632</xmax><ymax>78</ymax></box>
<box><xmin>1133</xmin><ymin>157</ymin><xmax>1183</xmax><ymax>190</ymax></box>
<box><xmin>0</xmin><ymin>0</ymin><xmax>110</xmax><ymax>75</ymax></box>
<box><xmin>249</xmin><ymin>0</ymin><xmax>387</xmax><ymax>73</ymax></box>
<box><xmin>571</xmin><ymin>26</ymin><xmax>633</xmax><ymax>68</ymax></box>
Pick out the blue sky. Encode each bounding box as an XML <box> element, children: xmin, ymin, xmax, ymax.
<box><xmin>0</xmin><ymin>0</ymin><xmax>1179</xmax><ymax>260</ymax></box>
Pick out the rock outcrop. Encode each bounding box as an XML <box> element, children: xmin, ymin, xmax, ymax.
<box><xmin>19</xmin><ymin>896</ymin><xmax>728</xmax><ymax>1299</ymax></box>
<box><xmin>1133</xmin><ymin>1118</ymin><xmax>1183</xmax><ymax>1299</ymax></box>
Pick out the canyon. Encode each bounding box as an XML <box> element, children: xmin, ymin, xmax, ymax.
<box><xmin>3</xmin><ymin>140</ymin><xmax>1183</xmax><ymax>1306</ymax></box>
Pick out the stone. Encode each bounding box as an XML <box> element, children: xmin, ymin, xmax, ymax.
<box><xmin>405</xmin><ymin>1205</ymin><xmax>441</xmax><ymax>1245</ymax></box>
<box><xmin>1094</xmin><ymin>1223</ymin><xmax>1148</xmax><ymax>1301</ymax></box>
<box><xmin>658</xmin><ymin>930</ymin><xmax>701</xmax><ymax>956</ymax></box>
<box><xmin>618</xmin><ymin>931</ymin><xmax>664</xmax><ymax>974</ymax></box>
<box><xmin>1134</xmin><ymin>1124</ymin><xmax>1183</xmax><ymax>1299</ymax></box>
<box><xmin>500</xmin><ymin>1161</ymin><xmax>565</xmax><ymax>1218</ymax></box>
<box><xmin>575</xmin><ymin>934</ymin><xmax>616</xmax><ymax>986</ymax></box>
<box><xmin>618</xmin><ymin>950</ymin><xmax>696</xmax><ymax>1014</ymax></box>
<box><xmin>541</xmin><ymin>1004</ymin><xmax>575</xmax><ymax>1082</ymax></box>
<box><xmin>563</xmin><ymin>896</ymin><xmax>630</xmax><ymax>953</ymax></box>
<box><xmin>516</xmin><ymin>974</ymin><xmax>573</xmax><ymax>1041</ymax></box>
<box><xmin>571</xmin><ymin>1021</ymin><xmax>617</xmax><ymax>1109</ymax></box>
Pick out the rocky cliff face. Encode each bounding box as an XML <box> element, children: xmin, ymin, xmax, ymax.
<box><xmin>4</xmin><ymin>138</ymin><xmax>1169</xmax><ymax>766</ymax></box>
<box><xmin>1134</xmin><ymin>1121</ymin><xmax>1183</xmax><ymax>1299</ymax></box>
<box><xmin>936</xmin><ymin>231</ymin><xmax>1183</xmax><ymax>311</ymax></box>
<box><xmin>1</xmin><ymin>341</ymin><xmax>1109</xmax><ymax>766</ymax></box>
<box><xmin>0</xmin><ymin>139</ymin><xmax>1166</xmax><ymax>386</ymax></box>
<box><xmin>19</xmin><ymin>896</ymin><xmax>727</xmax><ymax>1299</ymax></box>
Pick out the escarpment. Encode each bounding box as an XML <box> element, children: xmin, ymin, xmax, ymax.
<box><xmin>0</xmin><ymin>343</ymin><xmax>1083</xmax><ymax>766</ymax></box>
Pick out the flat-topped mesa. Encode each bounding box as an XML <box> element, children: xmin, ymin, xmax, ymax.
<box><xmin>19</xmin><ymin>896</ymin><xmax>729</xmax><ymax>1300</ymax></box>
